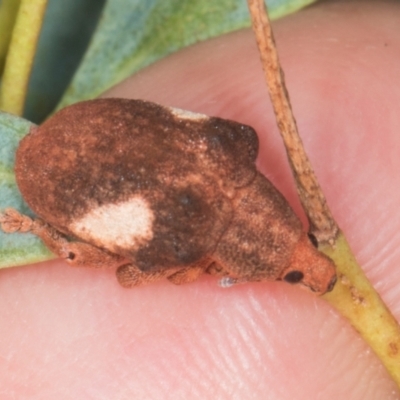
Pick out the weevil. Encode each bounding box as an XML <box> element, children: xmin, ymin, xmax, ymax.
<box><xmin>0</xmin><ymin>98</ymin><xmax>336</xmax><ymax>293</ymax></box>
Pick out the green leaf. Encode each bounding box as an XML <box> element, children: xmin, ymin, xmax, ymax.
<box><xmin>24</xmin><ymin>0</ymin><xmax>106</xmax><ymax>123</ymax></box>
<box><xmin>57</xmin><ymin>0</ymin><xmax>316</xmax><ymax>110</ymax></box>
<box><xmin>0</xmin><ymin>112</ymin><xmax>52</xmax><ymax>268</ymax></box>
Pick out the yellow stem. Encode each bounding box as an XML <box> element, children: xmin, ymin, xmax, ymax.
<box><xmin>0</xmin><ymin>0</ymin><xmax>48</xmax><ymax>116</ymax></box>
<box><xmin>0</xmin><ymin>0</ymin><xmax>21</xmax><ymax>74</ymax></box>
<box><xmin>323</xmin><ymin>234</ymin><xmax>400</xmax><ymax>386</ymax></box>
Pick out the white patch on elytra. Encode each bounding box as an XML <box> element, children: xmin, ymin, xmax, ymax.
<box><xmin>169</xmin><ymin>107</ymin><xmax>208</xmax><ymax>121</ymax></box>
<box><xmin>69</xmin><ymin>197</ymin><xmax>154</xmax><ymax>252</ymax></box>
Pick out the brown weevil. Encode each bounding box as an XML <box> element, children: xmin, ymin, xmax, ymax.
<box><xmin>0</xmin><ymin>98</ymin><xmax>336</xmax><ymax>294</ymax></box>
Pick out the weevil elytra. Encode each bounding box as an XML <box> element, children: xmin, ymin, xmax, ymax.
<box><xmin>0</xmin><ymin>98</ymin><xmax>336</xmax><ymax>294</ymax></box>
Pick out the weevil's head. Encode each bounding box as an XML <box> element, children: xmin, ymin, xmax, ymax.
<box><xmin>279</xmin><ymin>232</ymin><xmax>337</xmax><ymax>295</ymax></box>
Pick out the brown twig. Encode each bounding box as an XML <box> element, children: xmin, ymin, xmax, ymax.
<box><xmin>246</xmin><ymin>0</ymin><xmax>338</xmax><ymax>245</ymax></box>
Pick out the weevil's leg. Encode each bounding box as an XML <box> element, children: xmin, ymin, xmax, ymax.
<box><xmin>116</xmin><ymin>264</ymin><xmax>172</xmax><ymax>288</ymax></box>
<box><xmin>167</xmin><ymin>257</ymin><xmax>212</xmax><ymax>285</ymax></box>
<box><xmin>0</xmin><ymin>208</ymin><xmax>34</xmax><ymax>233</ymax></box>
<box><xmin>205</xmin><ymin>258</ymin><xmax>244</xmax><ymax>288</ymax></box>
<box><xmin>205</xmin><ymin>260</ymin><xmax>241</xmax><ymax>287</ymax></box>
<box><xmin>117</xmin><ymin>257</ymin><xmax>215</xmax><ymax>288</ymax></box>
<box><xmin>167</xmin><ymin>266</ymin><xmax>203</xmax><ymax>285</ymax></box>
<box><xmin>0</xmin><ymin>208</ymin><xmax>125</xmax><ymax>268</ymax></box>
<box><xmin>167</xmin><ymin>257</ymin><xmax>215</xmax><ymax>285</ymax></box>
<box><xmin>205</xmin><ymin>261</ymin><xmax>230</xmax><ymax>277</ymax></box>
<box><xmin>60</xmin><ymin>242</ymin><xmax>126</xmax><ymax>268</ymax></box>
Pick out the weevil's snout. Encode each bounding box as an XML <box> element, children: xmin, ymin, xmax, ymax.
<box><xmin>280</xmin><ymin>232</ymin><xmax>337</xmax><ymax>295</ymax></box>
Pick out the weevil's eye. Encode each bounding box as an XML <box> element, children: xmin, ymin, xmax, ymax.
<box><xmin>307</xmin><ymin>233</ymin><xmax>318</xmax><ymax>248</ymax></box>
<box><xmin>327</xmin><ymin>275</ymin><xmax>337</xmax><ymax>292</ymax></box>
<box><xmin>67</xmin><ymin>252</ymin><xmax>76</xmax><ymax>260</ymax></box>
<box><xmin>283</xmin><ymin>270</ymin><xmax>304</xmax><ymax>284</ymax></box>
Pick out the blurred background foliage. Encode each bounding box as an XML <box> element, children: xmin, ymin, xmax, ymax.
<box><xmin>0</xmin><ymin>0</ymin><xmax>316</xmax><ymax>123</ymax></box>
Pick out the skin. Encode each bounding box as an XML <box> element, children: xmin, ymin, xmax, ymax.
<box><xmin>1</xmin><ymin>0</ymin><xmax>400</xmax><ymax>398</ymax></box>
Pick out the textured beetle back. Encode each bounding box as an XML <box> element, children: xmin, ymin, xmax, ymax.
<box><xmin>15</xmin><ymin>99</ymin><xmax>260</xmax><ymax>269</ymax></box>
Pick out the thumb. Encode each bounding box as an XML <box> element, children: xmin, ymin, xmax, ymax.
<box><xmin>1</xmin><ymin>1</ymin><xmax>399</xmax><ymax>399</ymax></box>
<box><xmin>105</xmin><ymin>0</ymin><xmax>400</xmax><ymax>397</ymax></box>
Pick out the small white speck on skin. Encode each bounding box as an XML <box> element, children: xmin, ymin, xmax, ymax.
<box><xmin>69</xmin><ymin>197</ymin><xmax>154</xmax><ymax>252</ymax></box>
<box><xmin>169</xmin><ymin>107</ymin><xmax>208</xmax><ymax>121</ymax></box>
<box><xmin>219</xmin><ymin>277</ymin><xmax>237</xmax><ymax>288</ymax></box>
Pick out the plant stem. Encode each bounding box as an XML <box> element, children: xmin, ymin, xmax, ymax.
<box><xmin>323</xmin><ymin>234</ymin><xmax>400</xmax><ymax>384</ymax></box>
<box><xmin>0</xmin><ymin>0</ymin><xmax>48</xmax><ymax>116</ymax></box>
<box><xmin>0</xmin><ymin>0</ymin><xmax>21</xmax><ymax>74</ymax></box>
<box><xmin>247</xmin><ymin>0</ymin><xmax>337</xmax><ymax>246</ymax></box>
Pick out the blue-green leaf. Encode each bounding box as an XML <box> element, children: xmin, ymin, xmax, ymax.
<box><xmin>24</xmin><ymin>0</ymin><xmax>106</xmax><ymax>123</ymax></box>
<box><xmin>57</xmin><ymin>0</ymin><xmax>316</xmax><ymax>109</ymax></box>
<box><xmin>0</xmin><ymin>112</ymin><xmax>52</xmax><ymax>267</ymax></box>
